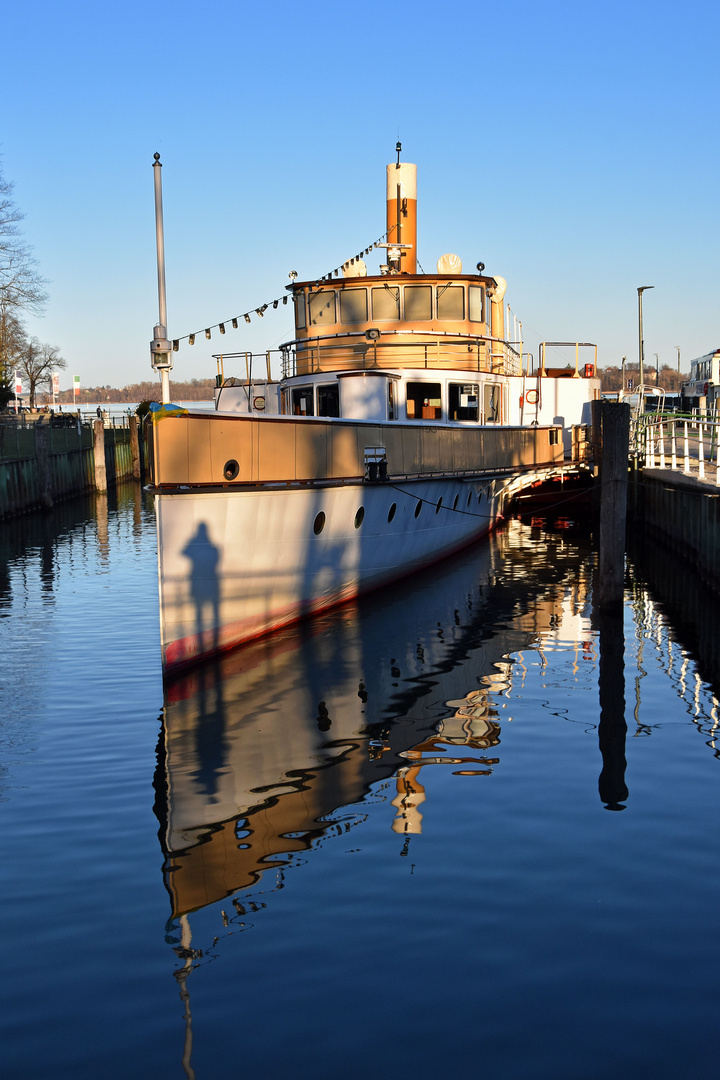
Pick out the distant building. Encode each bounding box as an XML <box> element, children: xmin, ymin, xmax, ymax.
<box><xmin>682</xmin><ymin>348</ymin><xmax>720</xmax><ymax>408</ymax></box>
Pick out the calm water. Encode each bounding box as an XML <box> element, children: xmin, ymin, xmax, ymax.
<box><xmin>1</xmin><ymin>487</ymin><xmax>718</xmax><ymax>1080</ymax></box>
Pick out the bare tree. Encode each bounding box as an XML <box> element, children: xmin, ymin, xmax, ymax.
<box><xmin>17</xmin><ymin>338</ymin><xmax>67</xmax><ymax>407</ymax></box>
<box><xmin>0</xmin><ymin>307</ymin><xmax>27</xmax><ymax>407</ymax></box>
<box><xmin>0</xmin><ymin>164</ymin><xmax>48</xmax><ymax>318</ymax></box>
<box><xmin>0</xmin><ymin>162</ymin><xmax>49</xmax><ymax>406</ymax></box>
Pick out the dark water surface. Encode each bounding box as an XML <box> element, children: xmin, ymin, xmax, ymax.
<box><xmin>1</xmin><ymin>486</ymin><xmax>718</xmax><ymax>1079</ymax></box>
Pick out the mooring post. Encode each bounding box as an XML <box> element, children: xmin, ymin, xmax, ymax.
<box><xmin>34</xmin><ymin>423</ymin><xmax>54</xmax><ymax>510</ymax></box>
<box><xmin>93</xmin><ymin>419</ymin><xmax>107</xmax><ymax>493</ymax></box>
<box><xmin>598</xmin><ymin>401</ymin><xmax>631</xmax><ymax>608</ymax></box>
<box><xmin>129</xmin><ymin>415</ymin><xmax>141</xmax><ymax>480</ymax></box>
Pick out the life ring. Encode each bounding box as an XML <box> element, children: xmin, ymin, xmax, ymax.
<box><xmin>525</xmin><ymin>389</ymin><xmax>539</xmax><ymax>405</ymax></box>
<box><xmin>253</xmin><ymin>396</ymin><xmax>266</xmax><ymax>411</ymax></box>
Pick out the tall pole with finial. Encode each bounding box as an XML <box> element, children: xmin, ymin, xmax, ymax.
<box><xmin>637</xmin><ymin>285</ymin><xmax>653</xmax><ymax>390</ymax></box>
<box><xmin>151</xmin><ymin>153</ymin><xmax>173</xmax><ymax>404</ymax></box>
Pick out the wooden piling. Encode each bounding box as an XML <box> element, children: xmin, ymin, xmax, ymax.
<box><xmin>34</xmin><ymin>424</ymin><xmax>54</xmax><ymax>509</ymax></box>
<box><xmin>597</xmin><ymin>401</ymin><xmax>631</xmax><ymax>608</ymax></box>
<box><xmin>93</xmin><ymin>419</ymin><xmax>107</xmax><ymax>493</ymax></box>
<box><xmin>129</xmin><ymin>416</ymin><xmax>141</xmax><ymax>480</ymax></box>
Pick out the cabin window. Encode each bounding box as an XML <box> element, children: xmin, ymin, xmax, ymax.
<box><xmin>308</xmin><ymin>289</ymin><xmax>337</xmax><ymax>325</ymax></box>
<box><xmin>484</xmin><ymin>383</ymin><xmax>501</xmax><ymax>423</ymax></box>
<box><xmin>449</xmin><ymin>382</ymin><xmax>479</xmax><ymax>421</ymax></box>
<box><xmin>437</xmin><ymin>285</ymin><xmax>464</xmax><ymax>320</ymax></box>
<box><xmin>291</xmin><ymin>386</ymin><xmax>314</xmax><ymax>416</ymax></box>
<box><xmin>404</xmin><ymin>285</ymin><xmax>433</xmax><ymax>321</ymax></box>
<box><xmin>294</xmin><ymin>293</ymin><xmax>306</xmax><ymax>329</ymax></box>
<box><xmin>317</xmin><ymin>383</ymin><xmax>340</xmax><ymax>417</ymax></box>
<box><xmin>469</xmin><ymin>285</ymin><xmax>484</xmax><ymax>323</ymax></box>
<box><xmin>406</xmin><ymin>381</ymin><xmax>442</xmax><ymax>420</ymax></box>
<box><xmin>388</xmin><ymin>379</ymin><xmax>398</xmax><ymax>420</ymax></box>
<box><xmin>372</xmin><ymin>286</ymin><xmax>400</xmax><ymax>321</ymax></box>
<box><xmin>339</xmin><ymin>288</ymin><xmax>368</xmax><ymax>323</ymax></box>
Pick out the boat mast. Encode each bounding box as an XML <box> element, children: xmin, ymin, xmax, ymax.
<box><xmin>151</xmin><ymin>152</ymin><xmax>173</xmax><ymax>404</ymax></box>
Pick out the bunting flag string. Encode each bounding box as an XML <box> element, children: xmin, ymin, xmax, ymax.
<box><xmin>171</xmin><ymin>226</ymin><xmax>394</xmax><ymax>350</ymax></box>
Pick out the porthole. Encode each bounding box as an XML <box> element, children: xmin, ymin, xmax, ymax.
<box><xmin>414</xmin><ymin>501</ymin><xmax>422</xmax><ymax>519</ymax></box>
<box><xmin>223</xmin><ymin>459</ymin><xmax>240</xmax><ymax>481</ymax></box>
<box><xmin>453</xmin><ymin>494</ymin><xmax>459</xmax><ymax>510</ymax></box>
<box><xmin>313</xmin><ymin>512</ymin><xmax>326</xmax><ymax>535</ymax></box>
<box><xmin>387</xmin><ymin>503</ymin><xmax>397</xmax><ymax>523</ymax></box>
<box><xmin>354</xmin><ymin>506</ymin><xmax>365</xmax><ymax>529</ymax></box>
<box><xmin>435</xmin><ymin>497</ymin><xmax>443</xmax><ymax>515</ymax></box>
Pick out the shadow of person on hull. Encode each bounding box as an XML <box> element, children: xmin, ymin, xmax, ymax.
<box><xmin>182</xmin><ymin>521</ymin><xmax>221</xmax><ymax>658</ymax></box>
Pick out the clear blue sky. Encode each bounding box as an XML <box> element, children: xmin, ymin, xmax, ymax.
<box><xmin>2</xmin><ymin>0</ymin><xmax>717</xmax><ymax>390</ymax></box>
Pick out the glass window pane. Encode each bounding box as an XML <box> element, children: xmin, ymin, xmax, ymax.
<box><xmin>449</xmin><ymin>382</ymin><xmax>479</xmax><ymax>421</ymax></box>
<box><xmin>308</xmin><ymin>290</ymin><xmax>337</xmax><ymax>325</ymax></box>
<box><xmin>437</xmin><ymin>285</ymin><xmax>464</xmax><ymax>320</ymax></box>
<box><xmin>406</xmin><ymin>381</ymin><xmax>442</xmax><ymax>420</ymax></box>
<box><xmin>469</xmin><ymin>286</ymin><xmax>484</xmax><ymax>323</ymax></box>
<box><xmin>484</xmin><ymin>383</ymin><xmax>500</xmax><ymax>423</ymax></box>
<box><xmin>294</xmin><ymin>293</ymin><xmax>306</xmax><ymax>329</ymax></box>
<box><xmin>404</xmin><ymin>285</ymin><xmax>433</xmax><ymax>320</ymax></box>
<box><xmin>339</xmin><ymin>288</ymin><xmax>368</xmax><ymax>323</ymax></box>
<box><xmin>317</xmin><ymin>383</ymin><xmax>340</xmax><ymax>417</ymax></box>
<box><xmin>371</xmin><ymin>286</ymin><xmax>400</xmax><ymax>321</ymax></box>
<box><xmin>291</xmin><ymin>386</ymin><xmax>314</xmax><ymax>416</ymax></box>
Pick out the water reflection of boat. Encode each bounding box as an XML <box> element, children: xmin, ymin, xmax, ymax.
<box><xmin>154</xmin><ymin>521</ymin><xmax>594</xmax><ymax>919</ymax></box>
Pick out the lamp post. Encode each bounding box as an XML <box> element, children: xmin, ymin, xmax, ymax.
<box><xmin>637</xmin><ymin>285</ymin><xmax>654</xmax><ymax>389</ymax></box>
<box><xmin>654</xmin><ymin>353</ymin><xmax>659</xmax><ymax>387</ymax></box>
<box><xmin>622</xmin><ymin>355</ymin><xmax>626</xmax><ymax>392</ymax></box>
<box><xmin>675</xmin><ymin>345</ymin><xmax>681</xmax><ymax>374</ymax></box>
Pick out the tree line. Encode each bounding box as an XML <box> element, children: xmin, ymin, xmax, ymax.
<box><xmin>47</xmin><ymin>378</ymin><xmax>217</xmax><ymax>405</ymax></box>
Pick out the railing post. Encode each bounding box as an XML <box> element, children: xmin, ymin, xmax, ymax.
<box><xmin>684</xmin><ymin>421</ymin><xmax>690</xmax><ymax>473</ymax></box>
<box><xmin>658</xmin><ymin>421</ymin><xmax>666</xmax><ymax>469</ymax></box>
<box><xmin>671</xmin><ymin>420</ymin><xmax>677</xmax><ymax>471</ymax></box>
<box><xmin>699</xmin><ymin>425</ymin><xmax>705</xmax><ymax>480</ymax></box>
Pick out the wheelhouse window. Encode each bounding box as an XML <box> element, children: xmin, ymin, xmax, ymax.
<box><xmin>372</xmin><ymin>285</ymin><xmax>400</xmax><ymax>321</ymax></box>
<box><xmin>291</xmin><ymin>386</ymin><xmax>314</xmax><ymax>416</ymax></box>
<box><xmin>404</xmin><ymin>285</ymin><xmax>433</xmax><ymax>321</ymax></box>
<box><xmin>449</xmin><ymin>382</ymin><xmax>479</xmax><ymax>421</ymax></box>
<box><xmin>308</xmin><ymin>289</ymin><xmax>337</xmax><ymax>326</ymax></box>
<box><xmin>484</xmin><ymin>383</ymin><xmax>501</xmax><ymax>423</ymax></box>
<box><xmin>468</xmin><ymin>285</ymin><xmax>484</xmax><ymax>323</ymax></box>
<box><xmin>339</xmin><ymin>288</ymin><xmax>368</xmax><ymax>323</ymax></box>
<box><xmin>294</xmin><ymin>293</ymin><xmax>306</xmax><ymax>329</ymax></box>
<box><xmin>317</xmin><ymin>383</ymin><xmax>340</xmax><ymax>417</ymax></box>
<box><xmin>437</xmin><ymin>285</ymin><xmax>464</xmax><ymax>320</ymax></box>
<box><xmin>406</xmin><ymin>381</ymin><xmax>442</xmax><ymax>420</ymax></box>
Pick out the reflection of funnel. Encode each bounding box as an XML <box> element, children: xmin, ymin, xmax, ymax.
<box><xmin>391</xmin><ymin>759</ymin><xmax>426</xmax><ymax>835</ymax></box>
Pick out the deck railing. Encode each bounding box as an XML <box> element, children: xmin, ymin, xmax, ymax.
<box><xmin>634</xmin><ymin>412</ymin><xmax>720</xmax><ymax>484</ymax></box>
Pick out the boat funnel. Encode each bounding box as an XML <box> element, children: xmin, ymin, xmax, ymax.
<box><xmin>386</xmin><ymin>159</ymin><xmax>417</xmax><ymax>274</ymax></box>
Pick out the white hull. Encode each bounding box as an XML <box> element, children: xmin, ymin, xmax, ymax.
<box><xmin>156</xmin><ymin>475</ymin><xmax>503</xmax><ymax>671</ymax></box>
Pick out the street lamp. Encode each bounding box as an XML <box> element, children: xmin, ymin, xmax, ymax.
<box><xmin>675</xmin><ymin>345</ymin><xmax>681</xmax><ymax>374</ymax></box>
<box><xmin>637</xmin><ymin>285</ymin><xmax>654</xmax><ymax>388</ymax></box>
<box><xmin>654</xmin><ymin>353</ymin><xmax>659</xmax><ymax>386</ymax></box>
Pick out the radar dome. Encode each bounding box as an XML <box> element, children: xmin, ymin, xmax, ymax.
<box><xmin>437</xmin><ymin>253</ymin><xmax>462</xmax><ymax>274</ymax></box>
<box><xmin>343</xmin><ymin>259</ymin><xmax>367</xmax><ymax>278</ymax></box>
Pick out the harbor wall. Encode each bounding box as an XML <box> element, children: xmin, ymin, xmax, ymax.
<box><xmin>0</xmin><ymin>416</ymin><xmax>145</xmax><ymax>519</ymax></box>
<box><xmin>630</xmin><ymin>469</ymin><xmax>720</xmax><ymax>593</ymax></box>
